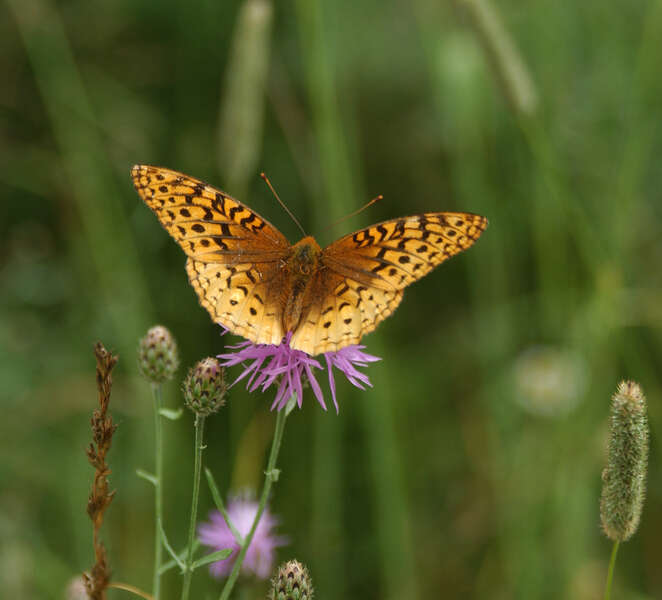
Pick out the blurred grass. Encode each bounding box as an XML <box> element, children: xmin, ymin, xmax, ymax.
<box><xmin>1</xmin><ymin>0</ymin><xmax>662</xmax><ymax>599</ymax></box>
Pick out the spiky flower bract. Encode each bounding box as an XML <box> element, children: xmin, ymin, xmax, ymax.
<box><xmin>198</xmin><ymin>497</ymin><xmax>286</xmax><ymax>579</ymax></box>
<box><xmin>183</xmin><ymin>357</ymin><xmax>227</xmax><ymax>416</ymax></box>
<box><xmin>600</xmin><ymin>380</ymin><xmax>649</xmax><ymax>542</ymax></box>
<box><xmin>268</xmin><ymin>559</ymin><xmax>314</xmax><ymax>600</ymax></box>
<box><xmin>218</xmin><ymin>333</ymin><xmax>380</xmax><ymax>412</ymax></box>
<box><xmin>138</xmin><ymin>325</ymin><xmax>179</xmax><ymax>384</ymax></box>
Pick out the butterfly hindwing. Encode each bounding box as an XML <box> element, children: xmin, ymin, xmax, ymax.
<box><xmin>289</xmin><ymin>269</ymin><xmax>404</xmax><ymax>355</ymax></box>
<box><xmin>186</xmin><ymin>258</ymin><xmax>285</xmax><ymax>345</ymax></box>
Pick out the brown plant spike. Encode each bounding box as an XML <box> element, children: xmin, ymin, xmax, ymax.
<box><xmin>83</xmin><ymin>342</ymin><xmax>119</xmax><ymax>600</ymax></box>
<box><xmin>132</xmin><ymin>165</ymin><xmax>488</xmax><ymax>355</ymax></box>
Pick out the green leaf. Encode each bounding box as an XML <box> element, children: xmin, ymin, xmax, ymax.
<box><xmin>158</xmin><ymin>540</ymin><xmax>199</xmax><ymax>575</ymax></box>
<box><xmin>159</xmin><ymin>407</ymin><xmax>183</xmax><ymax>420</ymax></box>
<box><xmin>136</xmin><ymin>469</ymin><xmax>157</xmax><ymax>486</ymax></box>
<box><xmin>159</xmin><ymin>518</ymin><xmax>186</xmax><ymax>571</ymax></box>
<box><xmin>204</xmin><ymin>468</ymin><xmax>244</xmax><ymax>544</ymax></box>
<box><xmin>191</xmin><ymin>548</ymin><xmax>233</xmax><ymax>570</ymax></box>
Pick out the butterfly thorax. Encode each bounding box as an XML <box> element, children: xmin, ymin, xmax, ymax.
<box><xmin>281</xmin><ymin>236</ymin><xmax>323</xmax><ymax>334</ymax></box>
<box><xmin>288</xmin><ymin>236</ymin><xmax>321</xmax><ymax>274</ymax></box>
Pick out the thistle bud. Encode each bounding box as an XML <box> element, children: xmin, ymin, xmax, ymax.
<box><xmin>600</xmin><ymin>381</ymin><xmax>649</xmax><ymax>542</ymax></box>
<box><xmin>183</xmin><ymin>357</ymin><xmax>227</xmax><ymax>416</ymax></box>
<box><xmin>138</xmin><ymin>325</ymin><xmax>179</xmax><ymax>383</ymax></box>
<box><xmin>268</xmin><ymin>560</ymin><xmax>314</xmax><ymax>600</ymax></box>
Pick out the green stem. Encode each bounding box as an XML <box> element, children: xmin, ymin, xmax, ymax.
<box><xmin>152</xmin><ymin>384</ymin><xmax>164</xmax><ymax>600</ymax></box>
<box><xmin>181</xmin><ymin>414</ymin><xmax>206</xmax><ymax>600</ymax></box>
<box><xmin>218</xmin><ymin>408</ymin><xmax>288</xmax><ymax>600</ymax></box>
<box><xmin>604</xmin><ymin>540</ymin><xmax>620</xmax><ymax>600</ymax></box>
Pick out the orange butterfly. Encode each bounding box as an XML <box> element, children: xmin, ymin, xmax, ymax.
<box><xmin>132</xmin><ymin>165</ymin><xmax>487</xmax><ymax>355</ymax></box>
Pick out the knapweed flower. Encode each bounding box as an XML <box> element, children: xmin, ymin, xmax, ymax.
<box><xmin>183</xmin><ymin>357</ymin><xmax>227</xmax><ymax>416</ymax></box>
<box><xmin>218</xmin><ymin>332</ymin><xmax>380</xmax><ymax>412</ymax></box>
<box><xmin>268</xmin><ymin>560</ymin><xmax>314</xmax><ymax>600</ymax></box>
<box><xmin>138</xmin><ymin>325</ymin><xmax>179</xmax><ymax>383</ymax></box>
<box><xmin>198</xmin><ymin>497</ymin><xmax>286</xmax><ymax>579</ymax></box>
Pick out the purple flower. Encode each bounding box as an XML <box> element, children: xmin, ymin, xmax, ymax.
<box><xmin>218</xmin><ymin>333</ymin><xmax>380</xmax><ymax>412</ymax></box>
<box><xmin>198</xmin><ymin>497</ymin><xmax>286</xmax><ymax>580</ymax></box>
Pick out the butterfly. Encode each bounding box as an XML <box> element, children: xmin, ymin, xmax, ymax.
<box><xmin>132</xmin><ymin>165</ymin><xmax>487</xmax><ymax>356</ymax></box>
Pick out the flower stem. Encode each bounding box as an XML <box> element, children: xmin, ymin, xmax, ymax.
<box><xmin>604</xmin><ymin>540</ymin><xmax>620</xmax><ymax>600</ymax></box>
<box><xmin>181</xmin><ymin>414</ymin><xmax>206</xmax><ymax>600</ymax></box>
<box><xmin>152</xmin><ymin>383</ymin><xmax>164</xmax><ymax>600</ymax></box>
<box><xmin>218</xmin><ymin>407</ymin><xmax>289</xmax><ymax>600</ymax></box>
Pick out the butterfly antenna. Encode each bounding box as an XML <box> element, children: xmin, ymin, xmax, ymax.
<box><xmin>323</xmin><ymin>194</ymin><xmax>383</xmax><ymax>232</ymax></box>
<box><xmin>260</xmin><ymin>173</ymin><xmax>307</xmax><ymax>237</ymax></box>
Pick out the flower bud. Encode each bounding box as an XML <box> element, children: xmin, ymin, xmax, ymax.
<box><xmin>268</xmin><ymin>560</ymin><xmax>314</xmax><ymax>600</ymax></box>
<box><xmin>600</xmin><ymin>381</ymin><xmax>649</xmax><ymax>542</ymax></box>
<box><xmin>183</xmin><ymin>358</ymin><xmax>227</xmax><ymax>416</ymax></box>
<box><xmin>137</xmin><ymin>325</ymin><xmax>179</xmax><ymax>383</ymax></box>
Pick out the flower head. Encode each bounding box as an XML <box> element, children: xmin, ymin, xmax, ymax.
<box><xmin>138</xmin><ymin>325</ymin><xmax>179</xmax><ymax>383</ymax></box>
<box><xmin>218</xmin><ymin>333</ymin><xmax>380</xmax><ymax>412</ymax></box>
<box><xmin>183</xmin><ymin>357</ymin><xmax>227</xmax><ymax>416</ymax></box>
<box><xmin>198</xmin><ymin>497</ymin><xmax>286</xmax><ymax>579</ymax></box>
<box><xmin>268</xmin><ymin>559</ymin><xmax>315</xmax><ymax>600</ymax></box>
<box><xmin>600</xmin><ymin>380</ymin><xmax>649</xmax><ymax>542</ymax></box>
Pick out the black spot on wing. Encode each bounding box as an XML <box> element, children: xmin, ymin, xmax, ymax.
<box><xmin>213</xmin><ymin>193</ymin><xmax>226</xmax><ymax>215</ymax></box>
<box><xmin>240</xmin><ymin>213</ymin><xmax>257</xmax><ymax>227</ymax></box>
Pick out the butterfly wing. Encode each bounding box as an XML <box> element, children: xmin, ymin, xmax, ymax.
<box><xmin>132</xmin><ymin>165</ymin><xmax>290</xmax><ymax>345</ymax></box>
<box><xmin>289</xmin><ymin>269</ymin><xmax>404</xmax><ymax>355</ymax></box>
<box><xmin>289</xmin><ymin>212</ymin><xmax>487</xmax><ymax>354</ymax></box>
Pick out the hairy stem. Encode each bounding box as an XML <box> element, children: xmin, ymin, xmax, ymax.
<box><xmin>604</xmin><ymin>540</ymin><xmax>620</xmax><ymax>600</ymax></box>
<box><xmin>181</xmin><ymin>415</ymin><xmax>206</xmax><ymax>600</ymax></box>
<box><xmin>152</xmin><ymin>384</ymin><xmax>164</xmax><ymax>600</ymax></box>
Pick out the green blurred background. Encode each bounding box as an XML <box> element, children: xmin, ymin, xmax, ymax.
<box><xmin>2</xmin><ymin>0</ymin><xmax>661</xmax><ymax>598</ymax></box>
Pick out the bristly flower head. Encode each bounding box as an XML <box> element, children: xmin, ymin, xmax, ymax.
<box><xmin>138</xmin><ymin>325</ymin><xmax>179</xmax><ymax>384</ymax></box>
<box><xmin>218</xmin><ymin>333</ymin><xmax>380</xmax><ymax>412</ymax></box>
<box><xmin>268</xmin><ymin>559</ymin><xmax>314</xmax><ymax>600</ymax></box>
<box><xmin>198</xmin><ymin>497</ymin><xmax>286</xmax><ymax>579</ymax></box>
<box><xmin>600</xmin><ymin>380</ymin><xmax>649</xmax><ymax>542</ymax></box>
<box><xmin>183</xmin><ymin>357</ymin><xmax>227</xmax><ymax>416</ymax></box>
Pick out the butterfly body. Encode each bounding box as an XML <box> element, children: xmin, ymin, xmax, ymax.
<box><xmin>280</xmin><ymin>236</ymin><xmax>323</xmax><ymax>334</ymax></box>
<box><xmin>132</xmin><ymin>165</ymin><xmax>487</xmax><ymax>356</ymax></box>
